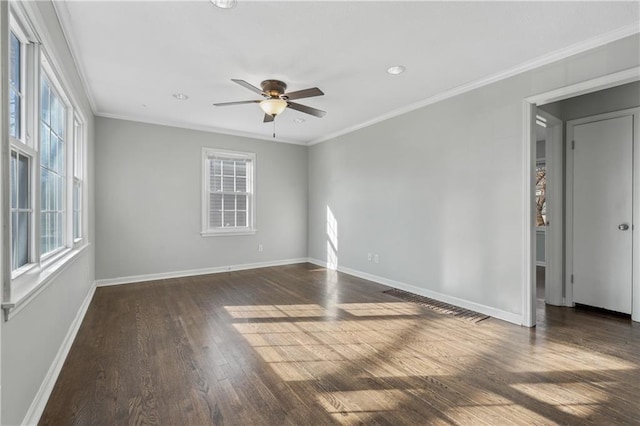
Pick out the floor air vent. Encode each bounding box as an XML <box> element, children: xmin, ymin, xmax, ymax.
<box><xmin>383</xmin><ymin>288</ymin><xmax>490</xmax><ymax>323</ymax></box>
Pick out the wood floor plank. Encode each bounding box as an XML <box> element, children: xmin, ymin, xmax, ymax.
<box><xmin>40</xmin><ymin>264</ymin><xmax>640</xmax><ymax>425</ymax></box>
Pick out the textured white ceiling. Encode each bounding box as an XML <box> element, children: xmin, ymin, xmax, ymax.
<box><xmin>55</xmin><ymin>1</ymin><xmax>640</xmax><ymax>144</ymax></box>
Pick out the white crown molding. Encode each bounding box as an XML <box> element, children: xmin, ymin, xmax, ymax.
<box><xmin>51</xmin><ymin>1</ymin><xmax>98</xmax><ymax>113</ymax></box>
<box><xmin>308</xmin><ymin>22</ymin><xmax>640</xmax><ymax>146</ymax></box>
<box><xmin>95</xmin><ymin>112</ymin><xmax>309</xmax><ymax>146</ymax></box>
<box><xmin>53</xmin><ymin>1</ymin><xmax>638</xmax><ymax>147</ymax></box>
<box><xmin>22</xmin><ymin>281</ymin><xmax>97</xmax><ymax>426</ymax></box>
<box><xmin>307</xmin><ymin>258</ymin><xmax>523</xmax><ymax>326</ymax></box>
<box><xmin>95</xmin><ymin>258</ymin><xmax>308</xmax><ymax>287</ymax></box>
<box><xmin>18</xmin><ymin>0</ymin><xmax>95</xmax><ymax>116</ymax></box>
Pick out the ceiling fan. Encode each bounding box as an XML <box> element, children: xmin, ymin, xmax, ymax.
<box><xmin>213</xmin><ymin>79</ymin><xmax>326</xmax><ymax>123</ymax></box>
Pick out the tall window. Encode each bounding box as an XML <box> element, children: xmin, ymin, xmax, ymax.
<box><xmin>9</xmin><ymin>26</ymin><xmax>33</xmax><ymax>272</ymax></box>
<box><xmin>40</xmin><ymin>76</ymin><xmax>67</xmax><ymax>255</ymax></box>
<box><xmin>72</xmin><ymin>117</ymin><xmax>83</xmax><ymax>241</ymax></box>
<box><xmin>202</xmin><ymin>149</ymin><xmax>255</xmax><ymax>235</ymax></box>
<box><xmin>4</xmin><ymin>8</ymin><xmax>89</xmax><ymax>314</ymax></box>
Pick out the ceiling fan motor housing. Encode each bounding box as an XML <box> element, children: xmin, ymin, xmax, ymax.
<box><xmin>261</xmin><ymin>80</ymin><xmax>287</xmax><ymax>98</ymax></box>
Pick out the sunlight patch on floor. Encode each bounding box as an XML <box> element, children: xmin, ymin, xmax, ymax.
<box><xmin>317</xmin><ymin>389</ymin><xmax>406</xmax><ymax>423</ymax></box>
<box><xmin>337</xmin><ymin>302</ymin><xmax>425</xmax><ymax>316</ymax></box>
<box><xmin>225</xmin><ymin>300</ymin><xmax>639</xmax><ymax>424</ymax></box>
<box><xmin>502</xmin><ymin>339</ymin><xmax>637</xmax><ymax>372</ymax></box>
<box><xmin>225</xmin><ymin>304</ymin><xmax>327</xmax><ymax>319</ymax></box>
<box><xmin>510</xmin><ymin>382</ymin><xmax>610</xmax><ymax>417</ymax></box>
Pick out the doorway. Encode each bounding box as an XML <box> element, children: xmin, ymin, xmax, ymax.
<box><xmin>522</xmin><ymin>68</ymin><xmax>640</xmax><ymax>326</ymax></box>
<box><xmin>534</xmin><ymin>111</ymin><xmax>563</xmax><ymax>307</ymax></box>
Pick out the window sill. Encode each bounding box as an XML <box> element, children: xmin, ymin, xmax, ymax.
<box><xmin>10</xmin><ymin>262</ymin><xmax>38</xmax><ymax>280</ymax></box>
<box><xmin>201</xmin><ymin>228</ymin><xmax>257</xmax><ymax>237</ymax></box>
<box><xmin>2</xmin><ymin>243</ymin><xmax>91</xmax><ymax>321</ymax></box>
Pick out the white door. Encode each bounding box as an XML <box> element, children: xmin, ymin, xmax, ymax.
<box><xmin>571</xmin><ymin>115</ymin><xmax>633</xmax><ymax>314</ymax></box>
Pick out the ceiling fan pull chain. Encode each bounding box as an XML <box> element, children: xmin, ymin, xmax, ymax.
<box><xmin>273</xmin><ymin>119</ymin><xmax>276</xmax><ymax>138</ymax></box>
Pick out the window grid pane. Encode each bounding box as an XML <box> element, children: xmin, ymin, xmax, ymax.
<box><xmin>9</xmin><ymin>32</ymin><xmax>22</xmax><ymax>140</ymax></box>
<box><xmin>40</xmin><ymin>76</ymin><xmax>66</xmax><ymax>255</ymax></box>
<box><xmin>207</xmin><ymin>156</ymin><xmax>252</xmax><ymax>230</ymax></box>
<box><xmin>73</xmin><ymin>180</ymin><xmax>81</xmax><ymax>240</ymax></box>
<box><xmin>10</xmin><ymin>150</ymin><xmax>32</xmax><ymax>270</ymax></box>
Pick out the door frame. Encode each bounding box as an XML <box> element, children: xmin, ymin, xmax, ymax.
<box><xmin>566</xmin><ymin>108</ymin><xmax>639</xmax><ymax>313</ymax></box>
<box><xmin>536</xmin><ymin>110</ymin><xmax>563</xmax><ymax>307</ymax></box>
<box><xmin>522</xmin><ymin>67</ymin><xmax>640</xmax><ymax>327</ymax></box>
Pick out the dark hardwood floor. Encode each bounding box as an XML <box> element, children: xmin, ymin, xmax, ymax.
<box><xmin>40</xmin><ymin>263</ymin><xmax>640</xmax><ymax>425</ymax></box>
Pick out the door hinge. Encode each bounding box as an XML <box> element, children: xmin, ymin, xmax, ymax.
<box><xmin>571</xmin><ymin>274</ymin><xmax>574</xmax><ymax>283</ymax></box>
<box><xmin>571</xmin><ymin>140</ymin><xmax>575</xmax><ymax>150</ymax></box>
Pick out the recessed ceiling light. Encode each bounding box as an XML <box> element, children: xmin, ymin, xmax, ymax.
<box><xmin>387</xmin><ymin>65</ymin><xmax>406</xmax><ymax>75</ymax></box>
<box><xmin>210</xmin><ymin>0</ymin><xmax>237</xmax><ymax>9</ymax></box>
<box><xmin>294</xmin><ymin>118</ymin><xmax>306</xmax><ymax>124</ymax></box>
<box><xmin>173</xmin><ymin>93</ymin><xmax>189</xmax><ymax>100</ymax></box>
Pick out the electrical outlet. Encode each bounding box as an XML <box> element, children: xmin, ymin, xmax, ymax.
<box><xmin>367</xmin><ymin>253</ymin><xmax>372</xmax><ymax>261</ymax></box>
<box><xmin>258</xmin><ymin>244</ymin><xmax>263</xmax><ymax>252</ymax></box>
<box><xmin>374</xmin><ymin>254</ymin><xmax>379</xmax><ymax>264</ymax></box>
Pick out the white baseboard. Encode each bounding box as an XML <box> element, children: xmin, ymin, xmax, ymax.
<box><xmin>22</xmin><ymin>281</ymin><xmax>97</xmax><ymax>426</ymax></box>
<box><xmin>95</xmin><ymin>258</ymin><xmax>309</xmax><ymax>287</ymax></box>
<box><xmin>307</xmin><ymin>258</ymin><xmax>523</xmax><ymax>326</ymax></box>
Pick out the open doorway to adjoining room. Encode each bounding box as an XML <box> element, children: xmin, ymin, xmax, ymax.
<box><xmin>523</xmin><ymin>70</ymin><xmax>640</xmax><ymax>327</ymax></box>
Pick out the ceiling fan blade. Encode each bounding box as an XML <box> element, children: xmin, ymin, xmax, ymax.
<box><xmin>287</xmin><ymin>101</ymin><xmax>326</xmax><ymax>118</ymax></box>
<box><xmin>213</xmin><ymin>100</ymin><xmax>260</xmax><ymax>106</ymax></box>
<box><xmin>284</xmin><ymin>87</ymin><xmax>324</xmax><ymax>100</ymax></box>
<box><xmin>231</xmin><ymin>79</ymin><xmax>265</xmax><ymax>96</ymax></box>
<box><xmin>263</xmin><ymin>113</ymin><xmax>274</xmax><ymax>123</ymax></box>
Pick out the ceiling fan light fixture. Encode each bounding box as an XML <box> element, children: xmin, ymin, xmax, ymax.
<box><xmin>260</xmin><ymin>98</ymin><xmax>287</xmax><ymax>116</ymax></box>
<box><xmin>387</xmin><ymin>65</ymin><xmax>406</xmax><ymax>75</ymax></box>
<box><xmin>210</xmin><ymin>0</ymin><xmax>237</xmax><ymax>9</ymax></box>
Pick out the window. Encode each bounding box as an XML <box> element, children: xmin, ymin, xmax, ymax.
<box><xmin>536</xmin><ymin>162</ymin><xmax>546</xmax><ymax>226</ymax></box>
<box><xmin>40</xmin><ymin>76</ymin><xmax>66</xmax><ymax>255</ymax></box>
<box><xmin>202</xmin><ymin>149</ymin><xmax>255</xmax><ymax>235</ymax></box>
<box><xmin>9</xmin><ymin>31</ymin><xmax>23</xmax><ymax>140</ymax></box>
<box><xmin>72</xmin><ymin>117</ymin><xmax>84</xmax><ymax>241</ymax></box>
<box><xmin>3</xmin><ymin>7</ymin><xmax>89</xmax><ymax>317</ymax></box>
<box><xmin>9</xmin><ymin>22</ymin><xmax>35</xmax><ymax>273</ymax></box>
<box><xmin>10</xmin><ymin>151</ymin><xmax>31</xmax><ymax>270</ymax></box>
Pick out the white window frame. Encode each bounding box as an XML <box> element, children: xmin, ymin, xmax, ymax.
<box><xmin>71</xmin><ymin>115</ymin><xmax>85</xmax><ymax>244</ymax></box>
<box><xmin>9</xmin><ymin>26</ymin><xmax>25</xmax><ymax>143</ymax></box>
<box><xmin>39</xmin><ymin>70</ymin><xmax>69</xmax><ymax>259</ymax></box>
<box><xmin>8</xmin><ymin>12</ymin><xmax>38</xmax><ymax>278</ymax></box>
<box><xmin>201</xmin><ymin>148</ymin><xmax>256</xmax><ymax>236</ymax></box>
<box><xmin>9</xmin><ymin>149</ymin><xmax>33</xmax><ymax>273</ymax></box>
<box><xmin>2</xmin><ymin>3</ymin><xmax>89</xmax><ymax>320</ymax></box>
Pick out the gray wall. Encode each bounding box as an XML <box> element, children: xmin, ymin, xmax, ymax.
<box><xmin>536</xmin><ymin>230</ymin><xmax>546</xmax><ymax>264</ymax></box>
<box><xmin>307</xmin><ymin>34</ymin><xmax>639</xmax><ymax>319</ymax></box>
<box><xmin>1</xmin><ymin>6</ymin><xmax>637</xmax><ymax>423</ymax></box>
<box><xmin>1</xmin><ymin>1</ymin><xmax>96</xmax><ymax>424</ymax></box>
<box><xmin>95</xmin><ymin>118</ymin><xmax>308</xmax><ymax>280</ymax></box>
<box><xmin>540</xmin><ymin>81</ymin><xmax>640</xmax><ymax>121</ymax></box>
